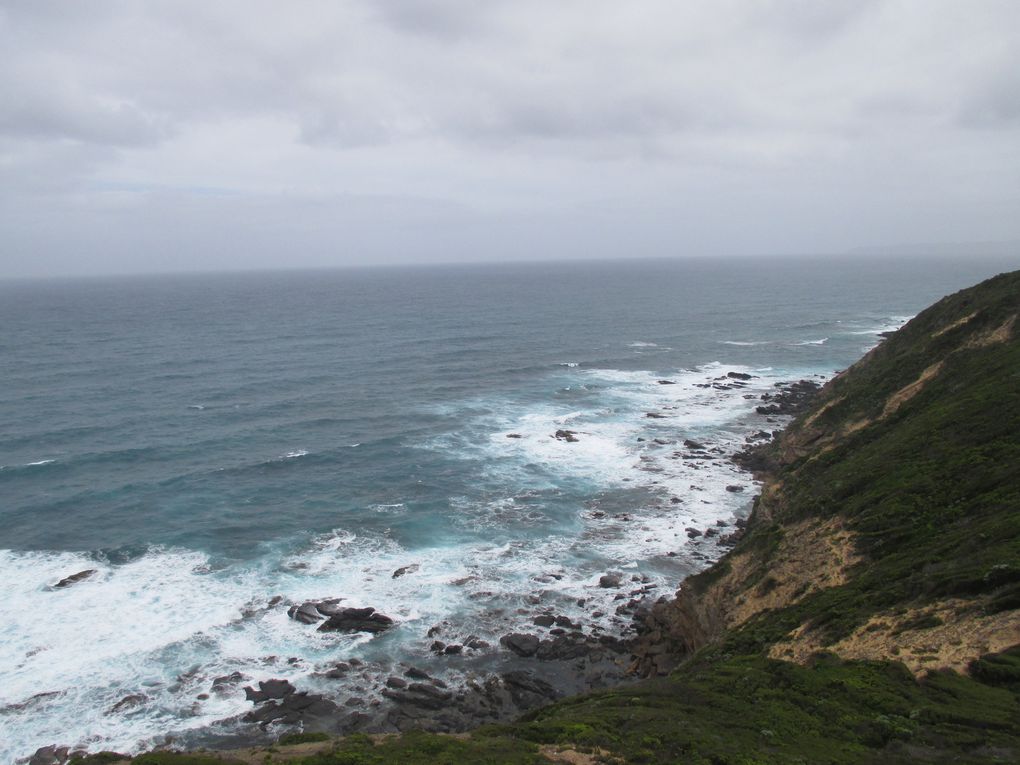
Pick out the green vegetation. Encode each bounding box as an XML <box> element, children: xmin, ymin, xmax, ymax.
<box><xmin>277</xmin><ymin>731</ymin><xmax>332</xmax><ymax>746</ymax></box>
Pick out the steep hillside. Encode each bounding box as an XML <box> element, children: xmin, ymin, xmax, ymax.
<box><xmin>633</xmin><ymin>269</ymin><xmax>1020</xmax><ymax>678</ymax></box>
<box><xmin>56</xmin><ymin>271</ymin><xmax>1020</xmax><ymax>765</ymax></box>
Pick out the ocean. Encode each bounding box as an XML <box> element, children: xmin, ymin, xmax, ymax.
<box><xmin>1</xmin><ymin>255</ymin><xmax>1015</xmax><ymax>760</ymax></box>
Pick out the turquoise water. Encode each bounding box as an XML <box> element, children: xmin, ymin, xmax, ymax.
<box><xmin>1</xmin><ymin>255</ymin><xmax>1015</xmax><ymax>758</ymax></box>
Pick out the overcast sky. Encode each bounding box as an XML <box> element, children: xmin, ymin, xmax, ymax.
<box><xmin>1</xmin><ymin>1</ymin><xmax>1019</xmax><ymax>277</ymax></box>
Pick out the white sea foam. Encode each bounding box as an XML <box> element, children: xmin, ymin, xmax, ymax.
<box><xmin>281</xmin><ymin>450</ymin><xmax>309</xmax><ymax>459</ymax></box>
<box><xmin>627</xmin><ymin>341</ymin><xmax>658</xmax><ymax>348</ymax></box>
<box><xmin>720</xmin><ymin>340</ymin><xmax>769</xmax><ymax>346</ymax></box>
<box><xmin>796</xmin><ymin>337</ymin><xmax>828</xmax><ymax>346</ymax></box>
<box><xmin>25</xmin><ymin>459</ymin><xmax>56</xmax><ymax>466</ymax></box>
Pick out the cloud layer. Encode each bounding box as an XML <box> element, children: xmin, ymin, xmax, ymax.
<box><xmin>2</xmin><ymin>0</ymin><xmax>1019</xmax><ymax>276</ymax></box>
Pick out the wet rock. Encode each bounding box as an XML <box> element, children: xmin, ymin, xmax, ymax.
<box><xmin>685</xmin><ymin>527</ymin><xmax>703</xmax><ymax>538</ymax></box>
<box><xmin>444</xmin><ymin>644</ymin><xmax>463</xmax><ymax>655</ymax></box>
<box><xmin>405</xmin><ymin>666</ymin><xmax>432</xmax><ymax>680</ymax></box>
<box><xmin>317</xmin><ymin>607</ymin><xmax>395</xmax><ymax>634</ymax></box>
<box><xmin>28</xmin><ymin>745</ymin><xmax>70</xmax><ymax>765</ymax></box>
<box><xmin>554</xmin><ymin>429</ymin><xmax>580</xmax><ymax>442</ymax></box>
<box><xmin>392</xmin><ymin>564</ymin><xmax>420</xmax><ymax>578</ymax></box>
<box><xmin>52</xmin><ymin>570</ymin><xmax>97</xmax><ymax>589</ymax></box>
<box><xmin>506</xmin><ymin>433</ymin><xmax>523</xmax><ymax>438</ymax></box>
<box><xmin>386</xmin><ymin>676</ymin><xmax>407</xmax><ymax>689</ymax></box>
<box><xmin>499</xmin><ymin>632</ymin><xmax>540</xmax><ymax>657</ymax></box>
<box><xmin>288</xmin><ymin>602</ymin><xmax>324</xmax><ymax>624</ymax></box>
<box><xmin>683</xmin><ymin>439</ymin><xmax>706</xmax><ymax>450</ymax></box>
<box><xmin>727</xmin><ymin>372</ymin><xmax>753</xmax><ymax>380</ymax></box>
<box><xmin>532</xmin><ymin>614</ymin><xmax>555</xmax><ymax>627</ymax></box>
<box><xmin>108</xmin><ymin>693</ymin><xmax>147</xmax><ymax>714</ymax></box>
<box><xmin>725</xmin><ymin>485</ymin><xmax>745</xmax><ymax>493</ymax></box>
<box><xmin>211</xmin><ymin>671</ymin><xmax>247</xmax><ymax>692</ymax></box>
<box><xmin>261</xmin><ymin>679</ymin><xmax>295</xmax><ymax>699</ymax></box>
<box><xmin>599</xmin><ymin>573</ymin><xmax>623</xmax><ymax>588</ymax></box>
<box><xmin>645</xmin><ymin>412</ymin><xmax>667</xmax><ymax>419</ymax></box>
<box><xmin>657</xmin><ymin>379</ymin><xmax>676</xmax><ymax>385</ymax></box>
<box><xmin>244</xmin><ymin>690</ymin><xmax>339</xmax><ymax>727</ymax></box>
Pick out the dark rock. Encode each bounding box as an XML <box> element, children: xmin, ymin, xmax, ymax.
<box><xmin>52</xmin><ymin>569</ymin><xmax>97</xmax><ymax>589</ymax></box>
<box><xmin>260</xmin><ymin>679</ymin><xmax>295</xmax><ymax>699</ymax></box>
<box><xmin>599</xmin><ymin>573</ymin><xmax>622</xmax><ymax>588</ymax></box>
<box><xmin>685</xmin><ymin>527</ymin><xmax>703</xmax><ymax>538</ymax></box>
<box><xmin>28</xmin><ymin>745</ymin><xmax>71</xmax><ymax>765</ymax></box>
<box><xmin>244</xmin><ymin>686</ymin><xmax>267</xmax><ymax>703</ymax></box>
<box><xmin>386</xmin><ymin>676</ymin><xmax>407</xmax><ymax>689</ymax></box>
<box><xmin>554</xmin><ymin>429</ymin><xmax>580</xmax><ymax>442</ymax></box>
<box><xmin>506</xmin><ymin>433</ymin><xmax>523</xmax><ymax>438</ymax></box>
<box><xmin>317</xmin><ymin>607</ymin><xmax>395</xmax><ymax>634</ymax></box>
<box><xmin>108</xmin><ymin>693</ymin><xmax>147</xmax><ymax>714</ymax></box>
<box><xmin>405</xmin><ymin>666</ymin><xmax>432</xmax><ymax>680</ymax></box>
<box><xmin>683</xmin><ymin>439</ymin><xmax>706</xmax><ymax>450</ymax></box>
<box><xmin>430</xmin><ymin>641</ymin><xmax>446</xmax><ymax>653</ymax></box>
<box><xmin>211</xmin><ymin>671</ymin><xmax>247</xmax><ymax>691</ymax></box>
<box><xmin>645</xmin><ymin>412</ymin><xmax>667</xmax><ymax>419</ymax></box>
<box><xmin>535</xmin><ymin>635</ymin><xmax>590</xmax><ymax>660</ymax></box>
<box><xmin>657</xmin><ymin>379</ymin><xmax>676</xmax><ymax>385</ymax></box>
<box><xmin>500</xmin><ymin>671</ymin><xmax>560</xmax><ymax>705</ymax></box>
<box><xmin>499</xmin><ymin>632</ymin><xmax>540</xmax><ymax>657</ymax></box>
<box><xmin>444</xmin><ymin>644</ymin><xmax>463</xmax><ymax>655</ymax></box>
<box><xmin>532</xmin><ymin>614</ymin><xmax>555</xmax><ymax>627</ymax></box>
<box><xmin>288</xmin><ymin>602</ymin><xmax>324</xmax><ymax>624</ymax></box>
<box><xmin>392</xmin><ymin>564</ymin><xmax>420</xmax><ymax>578</ymax></box>
<box><xmin>727</xmin><ymin>372</ymin><xmax>753</xmax><ymax>380</ymax></box>
<box><xmin>315</xmin><ymin>598</ymin><xmax>346</xmax><ymax>616</ymax></box>
<box><xmin>725</xmin><ymin>485</ymin><xmax>745</xmax><ymax>493</ymax></box>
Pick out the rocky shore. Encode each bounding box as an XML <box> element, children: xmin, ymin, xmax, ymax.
<box><xmin>24</xmin><ymin>376</ymin><xmax>826</xmax><ymax>764</ymax></box>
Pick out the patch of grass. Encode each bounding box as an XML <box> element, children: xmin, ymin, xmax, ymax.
<box><xmin>277</xmin><ymin>731</ymin><xmax>332</xmax><ymax>746</ymax></box>
<box><xmin>293</xmin><ymin>729</ymin><xmax>547</xmax><ymax>765</ymax></box>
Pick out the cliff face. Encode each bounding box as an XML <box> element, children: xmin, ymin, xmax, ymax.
<box><xmin>634</xmin><ymin>270</ymin><xmax>1020</xmax><ymax>677</ymax></box>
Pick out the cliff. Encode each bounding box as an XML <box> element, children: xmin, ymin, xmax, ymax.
<box><xmin>59</xmin><ymin>271</ymin><xmax>1020</xmax><ymax>764</ymax></box>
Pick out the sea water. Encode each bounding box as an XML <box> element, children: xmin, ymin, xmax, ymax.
<box><xmin>1</xmin><ymin>255</ymin><xmax>1015</xmax><ymax>759</ymax></box>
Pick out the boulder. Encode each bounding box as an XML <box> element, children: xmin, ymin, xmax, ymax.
<box><xmin>499</xmin><ymin>632</ymin><xmax>540</xmax><ymax>657</ymax></box>
<box><xmin>288</xmin><ymin>602</ymin><xmax>324</xmax><ymax>624</ymax></box>
<box><xmin>554</xmin><ymin>429</ymin><xmax>580</xmax><ymax>442</ymax></box>
<box><xmin>392</xmin><ymin>564</ymin><xmax>420</xmax><ymax>578</ymax></box>
<box><xmin>725</xmin><ymin>485</ymin><xmax>745</xmax><ymax>493</ymax></box>
<box><xmin>317</xmin><ymin>607</ymin><xmax>395</xmax><ymax>634</ymax></box>
<box><xmin>599</xmin><ymin>573</ymin><xmax>622</xmax><ymax>588</ymax></box>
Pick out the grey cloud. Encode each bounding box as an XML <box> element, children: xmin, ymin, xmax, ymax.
<box><xmin>1</xmin><ymin>0</ymin><xmax>1019</xmax><ymax>278</ymax></box>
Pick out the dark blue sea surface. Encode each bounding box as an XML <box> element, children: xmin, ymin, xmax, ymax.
<box><xmin>1</xmin><ymin>255</ymin><xmax>1015</xmax><ymax>758</ymax></box>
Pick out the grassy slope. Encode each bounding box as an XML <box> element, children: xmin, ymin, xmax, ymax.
<box><xmin>75</xmin><ymin>272</ymin><xmax>1020</xmax><ymax>765</ymax></box>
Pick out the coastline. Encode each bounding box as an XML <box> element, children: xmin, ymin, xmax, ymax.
<box><xmin>20</xmin><ymin>372</ymin><xmax>828</xmax><ymax>764</ymax></box>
